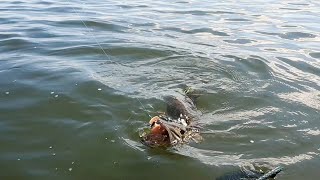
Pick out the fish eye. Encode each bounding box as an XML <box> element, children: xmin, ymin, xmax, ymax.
<box><xmin>156</xmin><ymin>120</ymin><xmax>161</xmax><ymax>124</ymax></box>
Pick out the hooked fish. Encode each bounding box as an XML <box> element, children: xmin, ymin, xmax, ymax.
<box><xmin>140</xmin><ymin>90</ymin><xmax>203</xmax><ymax>147</ymax></box>
<box><xmin>139</xmin><ymin>88</ymin><xmax>283</xmax><ymax>179</ymax></box>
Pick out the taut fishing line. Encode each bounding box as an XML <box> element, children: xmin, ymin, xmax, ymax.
<box><xmin>67</xmin><ymin>1</ymin><xmax>110</xmax><ymax>60</ymax></box>
<box><xmin>66</xmin><ymin>0</ymin><xmax>152</xmax><ymax>119</ymax></box>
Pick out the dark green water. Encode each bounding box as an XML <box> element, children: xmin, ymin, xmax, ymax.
<box><xmin>1</xmin><ymin>0</ymin><xmax>320</xmax><ymax>179</ymax></box>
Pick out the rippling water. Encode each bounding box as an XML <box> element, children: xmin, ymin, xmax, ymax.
<box><xmin>1</xmin><ymin>0</ymin><xmax>320</xmax><ymax>179</ymax></box>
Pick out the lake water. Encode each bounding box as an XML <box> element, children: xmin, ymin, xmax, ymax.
<box><xmin>0</xmin><ymin>0</ymin><xmax>319</xmax><ymax>179</ymax></box>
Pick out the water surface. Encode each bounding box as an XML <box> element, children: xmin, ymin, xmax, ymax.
<box><xmin>1</xmin><ymin>0</ymin><xmax>320</xmax><ymax>179</ymax></box>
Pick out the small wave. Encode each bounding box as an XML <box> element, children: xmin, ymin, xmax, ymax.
<box><xmin>56</xmin><ymin>20</ymin><xmax>128</xmax><ymax>33</ymax></box>
<box><xmin>224</xmin><ymin>39</ymin><xmax>255</xmax><ymax>44</ymax></box>
<box><xmin>176</xmin><ymin>145</ymin><xmax>316</xmax><ymax>167</ymax></box>
<box><xmin>221</xmin><ymin>55</ymin><xmax>274</xmax><ymax>81</ymax></box>
<box><xmin>309</xmin><ymin>52</ymin><xmax>320</xmax><ymax>59</ymax></box>
<box><xmin>298</xmin><ymin>128</ymin><xmax>320</xmax><ymax>136</ymax></box>
<box><xmin>117</xmin><ymin>4</ymin><xmax>149</xmax><ymax>9</ymax></box>
<box><xmin>277</xmin><ymin>91</ymin><xmax>320</xmax><ymax>111</ymax></box>
<box><xmin>162</xmin><ymin>27</ymin><xmax>230</xmax><ymax>36</ymax></box>
<box><xmin>276</xmin><ymin>57</ymin><xmax>320</xmax><ymax>78</ymax></box>
<box><xmin>256</xmin><ymin>31</ymin><xmax>316</xmax><ymax>40</ymax></box>
<box><xmin>0</xmin><ymin>38</ymin><xmax>38</xmax><ymax>53</ymax></box>
<box><xmin>156</xmin><ymin>10</ymin><xmax>242</xmax><ymax>15</ymax></box>
<box><xmin>225</xmin><ymin>18</ymin><xmax>251</xmax><ymax>22</ymax></box>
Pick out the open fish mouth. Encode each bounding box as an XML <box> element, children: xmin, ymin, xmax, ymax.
<box><xmin>140</xmin><ymin>114</ymin><xmax>203</xmax><ymax>148</ymax></box>
<box><xmin>139</xmin><ymin>87</ymin><xmax>204</xmax><ymax>148</ymax></box>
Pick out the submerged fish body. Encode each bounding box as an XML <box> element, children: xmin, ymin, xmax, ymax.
<box><xmin>216</xmin><ymin>166</ymin><xmax>283</xmax><ymax>180</ymax></box>
<box><xmin>217</xmin><ymin>169</ymin><xmax>262</xmax><ymax>180</ymax></box>
<box><xmin>164</xmin><ymin>95</ymin><xmax>197</xmax><ymax>121</ymax></box>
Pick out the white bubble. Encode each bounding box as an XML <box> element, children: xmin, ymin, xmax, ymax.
<box><xmin>5</xmin><ymin>92</ymin><xmax>9</xmax><ymax>95</ymax></box>
<box><xmin>250</xmin><ymin>140</ymin><xmax>254</xmax><ymax>143</ymax></box>
<box><xmin>110</xmin><ymin>140</ymin><xmax>115</xmax><ymax>143</ymax></box>
<box><xmin>98</xmin><ymin>88</ymin><xmax>102</xmax><ymax>91</ymax></box>
<box><xmin>50</xmin><ymin>92</ymin><xmax>54</xmax><ymax>94</ymax></box>
<box><xmin>54</xmin><ymin>95</ymin><xmax>58</xmax><ymax>98</ymax></box>
<box><xmin>72</xmin><ymin>161</ymin><xmax>75</xmax><ymax>164</ymax></box>
<box><xmin>17</xmin><ymin>158</ymin><xmax>21</xmax><ymax>161</ymax></box>
<box><xmin>52</xmin><ymin>153</ymin><xmax>56</xmax><ymax>156</ymax></box>
<box><xmin>69</xmin><ymin>168</ymin><xmax>72</xmax><ymax>171</ymax></box>
<box><xmin>49</xmin><ymin>146</ymin><xmax>52</xmax><ymax>149</ymax></box>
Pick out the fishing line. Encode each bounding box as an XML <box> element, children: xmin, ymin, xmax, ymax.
<box><xmin>137</xmin><ymin>98</ymin><xmax>152</xmax><ymax>118</ymax></box>
<box><xmin>66</xmin><ymin>1</ymin><xmax>111</xmax><ymax>60</ymax></box>
<box><xmin>66</xmin><ymin>0</ymin><xmax>152</xmax><ymax>119</ymax></box>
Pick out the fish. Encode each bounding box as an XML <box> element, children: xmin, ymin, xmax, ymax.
<box><xmin>216</xmin><ymin>166</ymin><xmax>283</xmax><ymax>180</ymax></box>
<box><xmin>139</xmin><ymin>88</ymin><xmax>284</xmax><ymax>179</ymax></box>
<box><xmin>140</xmin><ymin>89</ymin><xmax>203</xmax><ymax>148</ymax></box>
